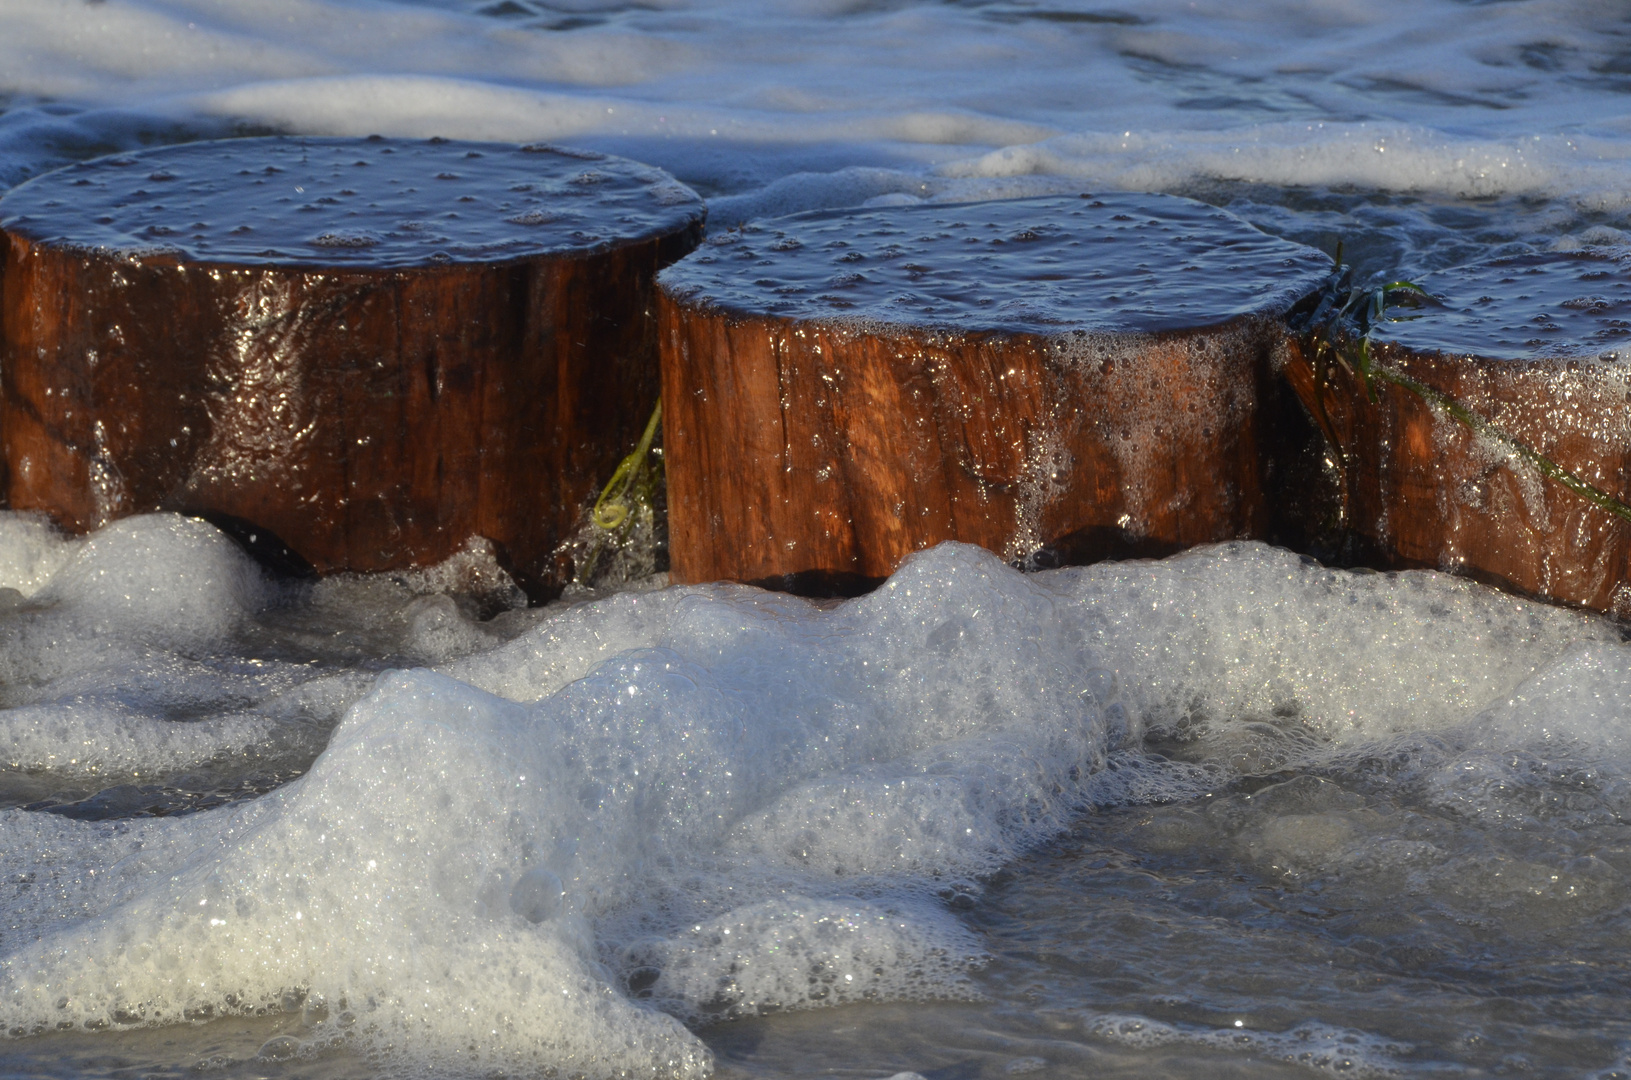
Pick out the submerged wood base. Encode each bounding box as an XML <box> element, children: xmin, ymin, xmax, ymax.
<box><xmin>660</xmin><ymin>215</ymin><xmax>1631</xmax><ymax>615</ymax></box>
<box><xmin>2</xmin><ymin>238</ymin><xmax>696</xmax><ymax>593</ymax></box>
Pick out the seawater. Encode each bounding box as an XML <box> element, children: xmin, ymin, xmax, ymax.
<box><xmin>3</xmin><ymin>1</ymin><xmax>1631</xmax><ymax>1077</ymax></box>
<box><xmin>5</xmin><ymin>0</ymin><xmax>1631</xmax><ymax>283</ymax></box>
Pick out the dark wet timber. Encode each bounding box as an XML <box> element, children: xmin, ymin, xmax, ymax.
<box><xmin>0</xmin><ymin>136</ymin><xmax>705</xmax><ymax>596</ymax></box>
<box><xmin>657</xmin><ymin>193</ymin><xmax>1333</xmax><ymax>588</ymax></box>
<box><xmin>1283</xmin><ymin>252</ymin><xmax>1631</xmax><ymax>615</ymax></box>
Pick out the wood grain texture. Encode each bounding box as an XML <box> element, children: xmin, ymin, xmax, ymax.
<box><xmin>1281</xmin><ymin>337</ymin><xmax>1631</xmax><ymax>614</ymax></box>
<box><xmin>0</xmin><ymin>139</ymin><xmax>704</xmax><ymax>597</ymax></box>
<box><xmin>655</xmin><ymin>193</ymin><xmax>1333</xmax><ymax>592</ymax></box>
<box><xmin>661</xmin><ymin>301</ymin><xmax>1291</xmax><ymax>590</ymax></box>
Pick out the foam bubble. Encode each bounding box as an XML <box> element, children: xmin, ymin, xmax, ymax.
<box><xmin>1041</xmin><ymin>541</ymin><xmax>1616</xmax><ymax>747</ymax></box>
<box><xmin>0</xmin><ymin>522</ymin><xmax>1626</xmax><ymax>1075</ymax></box>
<box><xmin>0</xmin><ymin>517</ymin><xmax>539</xmax><ymax>809</ymax></box>
<box><xmin>0</xmin><ymin>542</ymin><xmax>1118</xmax><ymax>1074</ymax></box>
<box><xmin>34</xmin><ymin>515</ymin><xmax>268</xmax><ymax>646</ymax></box>
<box><xmin>938</xmin><ymin>125</ymin><xmax>1631</xmax><ymax>211</ymax></box>
<box><xmin>0</xmin><ymin>671</ymin><xmax>710</xmax><ymax>1076</ymax></box>
<box><xmin>0</xmin><ymin>514</ymin><xmax>75</xmax><ymax>599</ymax></box>
<box><xmin>0</xmin><ymin>515</ymin><xmax>272</xmax><ymax>705</ymax></box>
<box><xmin>1084</xmin><ymin>1013</ymin><xmax>1411</xmax><ymax>1078</ymax></box>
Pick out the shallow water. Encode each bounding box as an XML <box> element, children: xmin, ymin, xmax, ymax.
<box><xmin>658</xmin><ymin>192</ymin><xmax>1332</xmax><ymax>332</ymax></box>
<box><xmin>3</xmin><ymin>2</ymin><xmax>1631</xmax><ymax>1077</ymax></box>
<box><xmin>0</xmin><ymin>137</ymin><xmax>702</xmax><ymax>266</ymax></box>
<box><xmin>1375</xmin><ymin>250</ymin><xmax>1631</xmax><ymax>361</ymax></box>
<box><xmin>4</xmin><ymin>0</ymin><xmax>1631</xmax><ymax>290</ymax></box>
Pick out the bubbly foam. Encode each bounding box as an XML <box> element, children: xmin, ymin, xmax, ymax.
<box><xmin>1043</xmin><ymin>542</ymin><xmax>1617</xmax><ymax>748</ymax></box>
<box><xmin>0</xmin><ymin>514</ymin><xmax>532</xmax><ymax>811</ymax></box>
<box><xmin>0</xmin><ymin>516</ymin><xmax>272</xmax><ymax>701</ymax></box>
<box><xmin>0</xmin><ymin>514</ymin><xmax>75</xmax><ymax>599</ymax></box>
<box><xmin>1</xmin><ymin>539</ymin><xmax>1122</xmax><ymax>1074</ymax></box>
<box><xmin>1085</xmin><ymin>1013</ymin><xmax>1411</xmax><ymax>1078</ymax></box>
<box><xmin>2</xmin><ymin>515</ymin><xmax>1629</xmax><ymax>1076</ymax></box>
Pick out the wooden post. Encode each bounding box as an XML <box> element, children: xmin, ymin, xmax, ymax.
<box><xmin>0</xmin><ymin>136</ymin><xmax>704</xmax><ymax>597</ymax></box>
<box><xmin>658</xmin><ymin>193</ymin><xmax>1332</xmax><ymax>591</ymax></box>
<box><xmin>1281</xmin><ymin>252</ymin><xmax>1631</xmax><ymax>614</ymax></box>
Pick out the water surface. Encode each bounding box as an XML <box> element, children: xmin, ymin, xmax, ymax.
<box><xmin>2</xmin><ymin>2</ymin><xmax>1631</xmax><ymax>1077</ymax></box>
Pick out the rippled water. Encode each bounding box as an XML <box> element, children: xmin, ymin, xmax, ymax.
<box><xmin>4</xmin><ymin>0</ymin><xmax>1631</xmax><ymax>286</ymax></box>
<box><xmin>1374</xmin><ymin>250</ymin><xmax>1631</xmax><ymax>360</ymax></box>
<box><xmin>658</xmin><ymin>192</ymin><xmax>1332</xmax><ymax>332</ymax></box>
<box><xmin>0</xmin><ymin>137</ymin><xmax>703</xmax><ymax>266</ymax></box>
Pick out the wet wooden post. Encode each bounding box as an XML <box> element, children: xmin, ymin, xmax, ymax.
<box><xmin>0</xmin><ymin>136</ymin><xmax>704</xmax><ymax>597</ymax></box>
<box><xmin>1281</xmin><ymin>252</ymin><xmax>1631</xmax><ymax>615</ymax></box>
<box><xmin>657</xmin><ymin>193</ymin><xmax>1332</xmax><ymax>592</ymax></box>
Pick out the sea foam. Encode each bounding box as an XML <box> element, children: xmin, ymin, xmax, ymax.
<box><xmin>1</xmin><ymin>516</ymin><xmax>1626</xmax><ymax>1077</ymax></box>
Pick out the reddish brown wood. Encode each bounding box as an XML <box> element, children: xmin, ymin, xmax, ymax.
<box><xmin>1281</xmin><ymin>337</ymin><xmax>1631</xmax><ymax>616</ymax></box>
<box><xmin>662</xmin><ymin>309</ymin><xmax>1296</xmax><ymax>589</ymax></box>
<box><xmin>657</xmin><ymin>193</ymin><xmax>1333</xmax><ymax>590</ymax></box>
<box><xmin>1274</xmin><ymin>252</ymin><xmax>1631</xmax><ymax>615</ymax></box>
<box><xmin>0</xmin><ymin>137</ymin><xmax>704</xmax><ymax>596</ymax></box>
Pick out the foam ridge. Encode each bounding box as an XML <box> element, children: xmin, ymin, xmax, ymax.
<box><xmin>1</xmin><ymin>517</ymin><xmax>1628</xmax><ymax>1076</ymax></box>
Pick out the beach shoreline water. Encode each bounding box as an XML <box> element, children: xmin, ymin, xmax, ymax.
<box><xmin>2</xmin><ymin>1</ymin><xmax>1631</xmax><ymax>1077</ymax></box>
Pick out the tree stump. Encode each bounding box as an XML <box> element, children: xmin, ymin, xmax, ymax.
<box><xmin>1281</xmin><ymin>252</ymin><xmax>1631</xmax><ymax>614</ymax></box>
<box><xmin>0</xmin><ymin>136</ymin><xmax>704</xmax><ymax>596</ymax></box>
<box><xmin>658</xmin><ymin>193</ymin><xmax>1332</xmax><ymax>591</ymax></box>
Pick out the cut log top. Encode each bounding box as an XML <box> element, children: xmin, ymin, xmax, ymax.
<box><xmin>1373</xmin><ymin>252</ymin><xmax>1631</xmax><ymax>362</ymax></box>
<box><xmin>659</xmin><ymin>192</ymin><xmax>1333</xmax><ymax>335</ymax></box>
<box><xmin>0</xmin><ymin>137</ymin><xmax>703</xmax><ymax>268</ymax></box>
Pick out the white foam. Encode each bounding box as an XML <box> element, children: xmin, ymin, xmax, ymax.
<box><xmin>443</xmin><ymin>582</ymin><xmax>754</xmax><ymax>701</ymax></box>
<box><xmin>0</xmin><ymin>516</ymin><xmax>270</xmax><ymax>701</ymax></box>
<box><xmin>1040</xmin><ymin>541</ymin><xmax>1616</xmax><ymax>747</ymax></box>
<box><xmin>0</xmin><ymin>671</ymin><xmax>713</xmax><ymax>1076</ymax></box>
<box><xmin>0</xmin><ymin>541</ymin><xmax>1118</xmax><ymax>1074</ymax></box>
<box><xmin>33</xmin><ymin>514</ymin><xmax>269</xmax><ymax>647</ymax></box>
<box><xmin>0</xmin><ymin>517</ymin><xmax>538</xmax><ymax>799</ymax></box>
<box><xmin>1084</xmin><ymin>1013</ymin><xmax>1411</xmax><ymax>1078</ymax></box>
<box><xmin>0</xmin><ymin>531</ymin><xmax>1625</xmax><ymax>1076</ymax></box>
<box><xmin>301</xmin><ymin>536</ymin><xmax>528</xmax><ymax>665</ymax></box>
<box><xmin>0</xmin><ymin>514</ymin><xmax>75</xmax><ymax>599</ymax></box>
<box><xmin>940</xmin><ymin>125</ymin><xmax>1631</xmax><ymax>214</ymax></box>
<box><xmin>0</xmin><ymin>672</ymin><xmax>369</xmax><ymax>792</ymax></box>
<box><xmin>0</xmin><ymin>809</ymin><xmax>199</xmax><ymax>949</ymax></box>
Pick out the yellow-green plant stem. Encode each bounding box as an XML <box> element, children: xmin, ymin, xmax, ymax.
<box><xmin>592</xmin><ymin>399</ymin><xmax>663</xmax><ymax>531</ymax></box>
<box><xmin>569</xmin><ymin>398</ymin><xmax>664</xmax><ymax>589</ymax></box>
